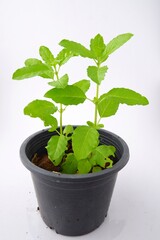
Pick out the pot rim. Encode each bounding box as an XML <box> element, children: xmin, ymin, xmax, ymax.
<box><xmin>20</xmin><ymin>127</ymin><xmax>129</xmax><ymax>182</ymax></box>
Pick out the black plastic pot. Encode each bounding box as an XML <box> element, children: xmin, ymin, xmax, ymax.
<box><xmin>20</xmin><ymin>127</ymin><xmax>129</xmax><ymax>236</ymax></box>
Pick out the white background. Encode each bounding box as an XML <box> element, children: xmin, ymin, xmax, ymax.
<box><xmin>0</xmin><ymin>0</ymin><xmax>160</xmax><ymax>239</ymax></box>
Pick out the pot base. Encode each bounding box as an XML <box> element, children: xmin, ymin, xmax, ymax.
<box><xmin>43</xmin><ymin>211</ymin><xmax>107</xmax><ymax>236</ymax></box>
<box><xmin>32</xmin><ymin>172</ymin><xmax>117</xmax><ymax>236</ymax></box>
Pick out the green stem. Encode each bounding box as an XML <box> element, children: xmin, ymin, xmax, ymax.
<box><xmin>55</xmin><ymin>70</ymin><xmax>59</xmax><ymax>80</ymax></box>
<box><xmin>93</xmin><ymin>60</ymin><xmax>101</xmax><ymax>127</ymax></box>
<box><xmin>94</xmin><ymin>84</ymin><xmax>99</xmax><ymax>127</ymax></box>
<box><xmin>60</xmin><ymin>103</ymin><xmax>63</xmax><ymax>134</ymax></box>
<box><xmin>54</xmin><ymin>65</ymin><xmax>63</xmax><ymax>134</ymax></box>
<box><xmin>55</xmin><ymin>129</ymin><xmax>61</xmax><ymax>135</ymax></box>
<box><xmin>87</xmin><ymin>97</ymin><xmax>94</xmax><ymax>103</ymax></box>
<box><xmin>97</xmin><ymin>117</ymin><xmax>102</xmax><ymax>124</ymax></box>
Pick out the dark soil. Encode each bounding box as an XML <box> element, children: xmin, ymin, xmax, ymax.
<box><xmin>32</xmin><ymin>153</ymin><xmax>61</xmax><ymax>172</ymax></box>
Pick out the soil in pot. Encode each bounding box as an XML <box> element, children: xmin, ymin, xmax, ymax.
<box><xmin>32</xmin><ymin>142</ymin><xmax>118</xmax><ymax>173</ymax></box>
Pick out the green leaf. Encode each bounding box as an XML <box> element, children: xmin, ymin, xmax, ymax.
<box><xmin>73</xmin><ymin>79</ymin><xmax>90</xmax><ymax>93</ymax></box>
<box><xmin>12</xmin><ymin>64</ymin><xmax>52</xmax><ymax>80</ymax></box>
<box><xmin>96</xmin><ymin>124</ymin><xmax>104</xmax><ymax>129</ymax></box>
<box><xmin>87</xmin><ymin>66</ymin><xmax>108</xmax><ymax>84</ymax></box>
<box><xmin>98</xmin><ymin>88</ymin><xmax>149</xmax><ymax>118</ymax></box>
<box><xmin>44</xmin><ymin>85</ymin><xmax>86</xmax><ymax>105</ymax></box>
<box><xmin>90</xmin><ymin>145</ymin><xmax>115</xmax><ymax>168</ymax></box>
<box><xmin>72</xmin><ymin>126</ymin><xmax>99</xmax><ymax>160</ymax></box>
<box><xmin>98</xmin><ymin>97</ymin><xmax>119</xmax><ymax>118</ymax></box>
<box><xmin>78</xmin><ymin>159</ymin><xmax>92</xmax><ymax>174</ymax></box>
<box><xmin>40</xmin><ymin>72</ymin><xmax>54</xmax><ymax>79</ymax></box>
<box><xmin>59</xmin><ymin>39</ymin><xmax>94</xmax><ymax>59</ymax></box>
<box><xmin>105</xmin><ymin>158</ymin><xmax>113</xmax><ymax>168</ymax></box>
<box><xmin>105</xmin><ymin>33</ymin><xmax>134</xmax><ymax>55</ymax></box>
<box><xmin>86</xmin><ymin>121</ymin><xmax>95</xmax><ymax>128</ymax></box>
<box><xmin>92</xmin><ymin>166</ymin><xmax>102</xmax><ymax>173</ymax></box>
<box><xmin>43</xmin><ymin>115</ymin><xmax>58</xmax><ymax>132</ymax></box>
<box><xmin>46</xmin><ymin>135</ymin><xmax>67</xmax><ymax>164</ymax></box>
<box><xmin>24</xmin><ymin>99</ymin><xmax>58</xmax><ymax>131</ymax></box>
<box><xmin>25</xmin><ymin>58</ymin><xmax>54</xmax><ymax>79</ymax></box>
<box><xmin>90</xmin><ymin>34</ymin><xmax>106</xmax><ymax>59</ymax></box>
<box><xmin>95</xmin><ymin>145</ymin><xmax>116</xmax><ymax>158</ymax></box>
<box><xmin>56</xmin><ymin>49</ymin><xmax>74</xmax><ymax>66</ymax></box>
<box><xmin>25</xmin><ymin>58</ymin><xmax>42</xmax><ymax>66</ymax></box>
<box><xmin>86</xmin><ymin>121</ymin><xmax>104</xmax><ymax>130</ymax></box>
<box><xmin>39</xmin><ymin>46</ymin><xmax>55</xmax><ymax>66</ymax></box>
<box><xmin>106</xmin><ymin>88</ymin><xmax>149</xmax><ymax>105</ymax></box>
<box><xmin>61</xmin><ymin>154</ymin><xmax>78</xmax><ymax>174</ymax></box>
<box><xmin>99</xmin><ymin>53</ymin><xmax>109</xmax><ymax>64</ymax></box>
<box><xmin>48</xmin><ymin>74</ymin><xmax>69</xmax><ymax>88</ymax></box>
<box><xmin>63</xmin><ymin>125</ymin><xmax>74</xmax><ymax>136</ymax></box>
<box><xmin>24</xmin><ymin>99</ymin><xmax>57</xmax><ymax>117</ymax></box>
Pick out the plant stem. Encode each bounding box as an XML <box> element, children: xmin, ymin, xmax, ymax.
<box><xmin>98</xmin><ymin>117</ymin><xmax>102</xmax><ymax>124</ymax></box>
<box><xmin>60</xmin><ymin>103</ymin><xmax>63</xmax><ymax>134</ymax></box>
<box><xmin>93</xmin><ymin>60</ymin><xmax>102</xmax><ymax>127</ymax></box>
<box><xmin>94</xmin><ymin>84</ymin><xmax>99</xmax><ymax>127</ymax></box>
<box><xmin>54</xmin><ymin>65</ymin><xmax>63</xmax><ymax>134</ymax></box>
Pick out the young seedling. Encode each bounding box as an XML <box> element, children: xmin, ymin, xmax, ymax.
<box><xmin>12</xmin><ymin>33</ymin><xmax>149</xmax><ymax>174</ymax></box>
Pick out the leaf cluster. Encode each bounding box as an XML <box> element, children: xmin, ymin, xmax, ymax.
<box><xmin>46</xmin><ymin>125</ymin><xmax>115</xmax><ymax>174</ymax></box>
<box><xmin>12</xmin><ymin>33</ymin><xmax>149</xmax><ymax>174</ymax></box>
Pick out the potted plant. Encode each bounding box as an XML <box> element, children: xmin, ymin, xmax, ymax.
<box><xmin>12</xmin><ymin>33</ymin><xmax>149</xmax><ymax>236</ymax></box>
